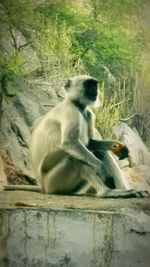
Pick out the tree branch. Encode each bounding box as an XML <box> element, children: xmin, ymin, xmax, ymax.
<box><xmin>9</xmin><ymin>27</ymin><xmax>18</xmax><ymax>50</ymax></box>
<box><xmin>18</xmin><ymin>41</ymin><xmax>31</xmax><ymax>51</ymax></box>
<box><xmin>120</xmin><ymin>113</ymin><xmax>138</xmax><ymax>122</ymax></box>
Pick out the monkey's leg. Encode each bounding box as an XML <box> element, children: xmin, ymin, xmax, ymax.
<box><xmin>91</xmin><ymin>129</ymin><xmax>127</xmax><ymax>189</ymax></box>
<box><xmin>3</xmin><ymin>151</ymin><xmax>68</xmax><ymax>193</ymax></box>
<box><xmin>91</xmin><ymin>150</ymin><xmax>149</xmax><ymax>197</ymax></box>
<box><xmin>41</xmin><ymin>149</ymin><xmax>68</xmax><ymax>173</ymax></box>
<box><xmin>75</xmin><ymin>177</ymin><xmax>108</xmax><ymax>197</ymax></box>
<box><xmin>91</xmin><ymin>150</ymin><xmax>116</xmax><ymax>189</ymax></box>
<box><xmin>76</xmin><ymin>162</ymin><xmax>149</xmax><ymax>198</ymax></box>
<box><xmin>42</xmin><ymin>156</ymin><xmax>83</xmax><ymax>194</ymax></box>
<box><xmin>75</xmin><ymin>163</ymin><xmax>109</xmax><ymax>196</ymax></box>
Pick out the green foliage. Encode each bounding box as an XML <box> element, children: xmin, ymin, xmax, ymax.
<box><xmin>94</xmin><ymin>85</ymin><xmax>124</xmax><ymax>139</ymax></box>
<box><xmin>72</xmin><ymin>28</ymin><xmax>140</xmax><ymax>80</ymax></box>
<box><xmin>37</xmin><ymin>1</ymin><xmax>90</xmax><ymax>30</ymax></box>
<box><xmin>0</xmin><ymin>0</ymin><xmax>36</xmax><ymax>39</ymax></box>
<box><xmin>90</xmin><ymin>0</ymin><xmax>144</xmax><ymax>25</ymax></box>
<box><xmin>0</xmin><ymin>0</ymin><xmax>149</xmax><ymax>144</ymax></box>
<box><xmin>33</xmin><ymin>14</ymin><xmax>84</xmax><ymax>80</ymax></box>
<box><xmin>0</xmin><ymin>0</ymin><xmax>146</xmax><ymax>81</ymax></box>
<box><xmin>95</xmin><ymin>30</ymin><xmax>139</xmax><ymax>73</ymax></box>
<box><xmin>95</xmin><ymin>76</ymin><xmax>150</xmax><ymax>144</ymax></box>
<box><xmin>0</xmin><ymin>51</ymin><xmax>25</xmax><ymax>97</ymax></box>
<box><xmin>0</xmin><ymin>52</ymin><xmax>24</xmax><ymax>79</ymax></box>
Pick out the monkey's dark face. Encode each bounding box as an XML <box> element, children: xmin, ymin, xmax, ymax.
<box><xmin>65</xmin><ymin>75</ymin><xmax>99</xmax><ymax>108</ymax></box>
<box><xmin>84</xmin><ymin>79</ymin><xmax>98</xmax><ymax>101</ymax></box>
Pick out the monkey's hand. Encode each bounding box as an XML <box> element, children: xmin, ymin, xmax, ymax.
<box><xmin>111</xmin><ymin>142</ymin><xmax>129</xmax><ymax>160</ymax></box>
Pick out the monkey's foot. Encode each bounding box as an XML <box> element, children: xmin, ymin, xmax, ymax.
<box><xmin>98</xmin><ymin>189</ymin><xmax>149</xmax><ymax>198</ymax></box>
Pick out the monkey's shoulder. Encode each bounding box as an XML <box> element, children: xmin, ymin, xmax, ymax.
<box><xmin>85</xmin><ymin>108</ymin><xmax>93</xmax><ymax>118</ymax></box>
<box><xmin>61</xmin><ymin>101</ymin><xmax>94</xmax><ymax>123</ymax></box>
<box><xmin>82</xmin><ymin>108</ymin><xmax>94</xmax><ymax>122</ymax></box>
<box><xmin>56</xmin><ymin>100</ymin><xmax>80</xmax><ymax>115</ymax></box>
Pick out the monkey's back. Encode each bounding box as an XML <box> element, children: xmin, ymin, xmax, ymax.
<box><xmin>30</xmin><ymin>106</ymin><xmax>62</xmax><ymax>181</ymax></box>
<box><xmin>30</xmin><ymin>99</ymin><xmax>92</xmax><ymax>183</ymax></box>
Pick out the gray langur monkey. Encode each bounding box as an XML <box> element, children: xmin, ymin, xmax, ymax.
<box><xmin>4</xmin><ymin>75</ymin><xmax>149</xmax><ymax>197</ymax></box>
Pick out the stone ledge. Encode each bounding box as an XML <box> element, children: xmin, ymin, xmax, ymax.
<box><xmin>0</xmin><ymin>191</ymin><xmax>150</xmax><ymax>267</ymax></box>
<box><xmin>0</xmin><ymin>191</ymin><xmax>150</xmax><ymax>212</ymax></box>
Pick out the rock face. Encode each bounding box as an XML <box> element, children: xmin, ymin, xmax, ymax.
<box><xmin>0</xmin><ymin>155</ymin><xmax>7</xmax><ymax>186</ymax></box>
<box><xmin>113</xmin><ymin>122</ymin><xmax>150</xmax><ymax>167</ymax></box>
<box><xmin>0</xmin><ymin>77</ymin><xmax>65</xmax><ymax>174</ymax></box>
<box><xmin>0</xmin><ymin>80</ymin><xmax>45</xmax><ymax>173</ymax></box>
<box><xmin>0</xmin><ymin>193</ymin><xmax>150</xmax><ymax>267</ymax></box>
<box><xmin>113</xmin><ymin>122</ymin><xmax>150</xmax><ymax>193</ymax></box>
<box><xmin>0</xmin><ymin>20</ymin><xmax>65</xmax><ymax>176</ymax></box>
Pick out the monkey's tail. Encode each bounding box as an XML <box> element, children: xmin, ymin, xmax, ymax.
<box><xmin>3</xmin><ymin>185</ymin><xmax>41</xmax><ymax>192</ymax></box>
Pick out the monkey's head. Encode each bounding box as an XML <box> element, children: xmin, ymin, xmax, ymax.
<box><xmin>64</xmin><ymin>75</ymin><xmax>100</xmax><ymax>108</ymax></box>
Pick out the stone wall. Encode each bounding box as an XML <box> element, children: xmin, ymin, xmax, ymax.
<box><xmin>0</xmin><ymin>192</ymin><xmax>150</xmax><ymax>267</ymax></box>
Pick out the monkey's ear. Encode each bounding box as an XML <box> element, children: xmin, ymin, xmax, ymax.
<box><xmin>64</xmin><ymin>79</ymin><xmax>71</xmax><ymax>91</ymax></box>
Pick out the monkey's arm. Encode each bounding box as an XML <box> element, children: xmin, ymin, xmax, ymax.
<box><xmin>88</xmin><ymin>139</ymin><xmax>117</xmax><ymax>150</ymax></box>
<box><xmin>59</xmin><ymin>116</ymin><xmax>102</xmax><ymax>169</ymax></box>
<box><xmin>88</xmin><ymin>139</ymin><xmax>129</xmax><ymax>160</ymax></box>
<box><xmin>61</xmin><ymin>139</ymin><xmax>101</xmax><ymax>167</ymax></box>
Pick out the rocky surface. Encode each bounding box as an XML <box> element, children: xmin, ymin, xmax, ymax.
<box><xmin>0</xmin><ymin>155</ymin><xmax>7</xmax><ymax>186</ymax></box>
<box><xmin>0</xmin><ymin>191</ymin><xmax>150</xmax><ymax>267</ymax></box>
<box><xmin>0</xmin><ymin>21</ymin><xmax>65</xmax><ymax>178</ymax></box>
<box><xmin>1</xmin><ymin>191</ymin><xmax>150</xmax><ymax>211</ymax></box>
<box><xmin>113</xmin><ymin>123</ymin><xmax>150</xmax><ymax>193</ymax></box>
<box><xmin>0</xmin><ymin>77</ymin><xmax>65</xmax><ymax>175</ymax></box>
<box><xmin>113</xmin><ymin>122</ymin><xmax>150</xmax><ymax>167</ymax></box>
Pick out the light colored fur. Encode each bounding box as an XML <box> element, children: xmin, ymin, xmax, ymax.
<box><xmin>4</xmin><ymin>75</ymin><xmax>148</xmax><ymax>197</ymax></box>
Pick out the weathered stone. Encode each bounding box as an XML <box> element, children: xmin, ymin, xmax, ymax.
<box><xmin>122</xmin><ymin>165</ymin><xmax>150</xmax><ymax>193</ymax></box>
<box><xmin>113</xmin><ymin>122</ymin><xmax>150</xmax><ymax>167</ymax></box>
<box><xmin>0</xmin><ymin>76</ymin><xmax>65</xmax><ymax>175</ymax></box>
<box><xmin>0</xmin><ymin>156</ymin><xmax>7</xmax><ymax>186</ymax></box>
<box><xmin>113</xmin><ymin>122</ymin><xmax>150</xmax><ymax>193</ymax></box>
<box><xmin>0</xmin><ymin>79</ymin><xmax>46</xmax><ymax>172</ymax></box>
<box><xmin>0</xmin><ymin>192</ymin><xmax>150</xmax><ymax>267</ymax></box>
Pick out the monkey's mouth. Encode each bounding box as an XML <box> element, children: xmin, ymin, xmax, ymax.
<box><xmin>88</xmin><ymin>94</ymin><xmax>97</xmax><ymax>100</ymax></box>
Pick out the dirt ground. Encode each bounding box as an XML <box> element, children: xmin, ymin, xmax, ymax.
<box><xmin>0</xmin><ymin>190</ymin><xmax>150</xmax><ymax>212</ymax></box>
